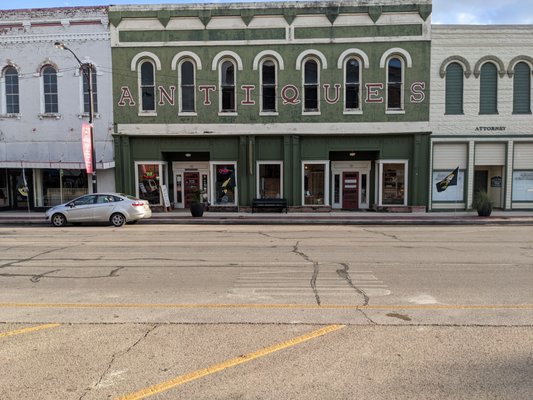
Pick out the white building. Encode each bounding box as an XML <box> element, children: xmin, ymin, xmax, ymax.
<box><xmin>430</xmin><ymin>25</ymin><xmax>533</xmax><ymax>211</ymax></box>
<box><xmin>0</xmin><ymin>7</ymin><xmax>114</xmax><ymax>210</ymax></box>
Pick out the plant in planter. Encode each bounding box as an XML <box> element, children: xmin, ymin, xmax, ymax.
<box><xmin>472</xmin><ymin>190</ymin><xmax>493</xmax><ymax>217</ymax></box>
<box><xmin>190</xmin><ymin>189</ymin><xmax>205</xmax><ymax>217</ymax></box>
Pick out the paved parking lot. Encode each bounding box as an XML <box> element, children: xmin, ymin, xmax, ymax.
<box><xmin>1</xmin><ymin>224</ymin><xmax>532</xmax><ymax>399</ymax></box>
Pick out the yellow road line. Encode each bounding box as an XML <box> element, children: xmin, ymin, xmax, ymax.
<box><xmin>0</xmin><ymin>302</ymin><xmax>532</xmax><ymax>310</ymax></box>
<box><xmin>115</xmin><ymin>324</ymin><xmax>345</xmax><ymax>400</ymax></box>
<box><xmin>0</xmin><ymin>323</ymin><xmax>61</xmax><ymax>338</ymax></box>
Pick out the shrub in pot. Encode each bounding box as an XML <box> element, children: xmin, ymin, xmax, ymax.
<box><xmin>472</xmin><ymin>190</ymin><xmax>493</xmax><ymax>217</ymax></box>
<box><xmin>190</xmin><ymin>190</ymin><xmax>205</xmax><ymax>217</ymax></box>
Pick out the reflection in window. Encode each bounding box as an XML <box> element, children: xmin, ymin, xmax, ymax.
<box><xmin>382</xmin><ymin>163</ymin><xmax>405</xmax><ymax>205</ymax></box>
<box><xmin>387</xmin><ymin>58</ymin><xmax>402</xmax><ymax>109</ymax></box>
<box><xmin>258</xmin><ymin>163</ymin><xmax>281</xmax><ymax>199</ymax></box>
<box><xmin>4</xmin><ymin>67</ymin><xmax>19</xmax><ymax>114</ymax></box>
<box><xmin>304</xmin><ymin>59</ymin><xmax>319</xmax><ymax>111</ymax></box>
<box><xmin>137</xmin><ymin>164</ymin><xmax>161</xmax><ymax>204</ymax></box>
<box><xmin>214</xmin><ymin>164</ymin><xmax>236</xmax><ymax>205</ymax></box>
<box><xmin>220</xmin><ymin>60</ymin><xmax>235</xmax><ymax>112</ymax></box>
<box><xmin>81</xmin><ymin>65</ymin><xmax>98</xmax><ymax>114</ymax></box>
<box><xmin>180</xmin><ymin>60</ymin><xmax>195</xmax><ymax>112</ymax></box>
<box><xmin>43</xmin><ymin>66</ymin><xmax>58</xmax><ymax>113</ymax></box>
<box><xmin>304</xmin><ymin>163</ymin><xmax>325</xmax><ymax>205</ymax></box>
<box><xmin>345</xmin><ymin>58</ymin><xmax>360</xmax><ymax>110</ymax></box>
<box><xmin>261</xmin><ymin>60</ymin><xmax>277</xmax><ymax>112</ymax></box>
<box><xmin>140</xmin><ymin>61</ymin><xmax>155</xmax><ymax>112</ymax></box>
<box><xmin>42</xmin><ymin>169</ymin><xmax>88</xmax><ymax>206</ymax></box>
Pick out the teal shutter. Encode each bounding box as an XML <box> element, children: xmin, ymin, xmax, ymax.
<box><xmin>513</xmin><ymin>62</ymin><xmax>531</xmax><ymax>114</ymax></box>
<box><xmin>479</xmin><ymin>63</ymin><xmax>498</xmax><ymax>114</ymax></box>
<box><xmin>445</xmin><ymin>63</ymin><xmax>463</xmax><ymax>115</ymax></box>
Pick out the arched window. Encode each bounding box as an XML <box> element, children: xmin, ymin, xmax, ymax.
<box><xmin>479</xmin><ymin>63</ymin><xmax>498</xmax><ymax>115</ymax></box>
<box><xmin>445</xmin><ymin>62</ymin><xmax>464</xmax><ymax>115</ymax></box>
<box><xmin>304</xmin><ymin>59</ymin><xmax>319</xmax><ymax>112</ymax></box>
<box><xmin>345</xmin><ymin>58</ymin><xmax>360</xmax><ymax>110</ymax></box>
<box><xmin>513</xmin><ymin>62</ymin><xmax>531</xmax><ymax>114</ymax></box>
<box><xmin>261</xmin><ymin>59</ymin><xmax>277</xmax><ymax>113</ymax></box>
<box><xmin>42</xmin><ymin>66</ymin><xmax>58</xmax><ymax>114</ymax></box>
<box><xmin>140</xmin><ymin>60</ymin><xmax>155</xmax><ymax>112</ymax></box>
<box><xmin>180</xmin><ymin>60</ymin><xmax>195</xmax><ymax>113</ymax></box>
<box><xmin>387</xmin><ymin>57</ymin><xmax>403</xmax><ymax>110</ymax></box>
<box><xmin>220</xmin><ymin>60</ymin><xmax>236</xmax><ymax>112</ymax></box>
<box><xmin>81</xmin><ymin>65</ymin><xmax>98</xmax><ymax>114</ymax></box>
<box><xmin>3</xmin><ymin>66</ymin><xmax>19</xmax><ymax>114</ymax></box>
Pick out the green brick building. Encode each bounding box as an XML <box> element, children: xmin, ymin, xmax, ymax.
<box><xmin>110</xmin><ymin>0</ymin><xmax>431</xmax><ymax>211</ymax></box>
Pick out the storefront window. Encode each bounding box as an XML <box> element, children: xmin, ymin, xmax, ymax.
<box><xmin>137</xmin><ymin>163</ymin><xmax>162</xmax><ymax>205</ymax></box>
<box><xmin>512</xmin><ymin>171</ymin><xmax>533</xmax><ymax>201</ymax></box>
<box><xmin>0</xmin><ymin>170</ymin><xmax>7</xmax><ymax>206</ymax></box>
<box><xmin>258</xmin><ymin>163</ymin><xmax>281</xmax><ymax>199</ymax></box>
<box><xmin>303</xmin><ymin>162</ymin><xmax>327</xmax><ymax>205</ymax></box>
<box><xmin>432</xmin><ymin>170</ymin><xmax>465</xmax><ymax>201</ymax></box>
<box><xmin>382</xmin><ymin>163</ymin><xmax>405</xmax><ymax>205</ymax></box>
<box><xmin>213</xmin><ymin>163</ymin><xmax>236</xmax><ymax>205</ymax></box>
<box><xmin>43</xmin><ymin>169</ymin><xmax>88</xmax><ymax>206</ymax></box>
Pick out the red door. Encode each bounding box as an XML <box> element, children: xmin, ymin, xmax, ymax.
<box><xmin>342</xmin><ymin>172</ymin><xmax>359</xmax><ymax>210</ymax></box>
<box><xmin>183</xmin><ymin>172</ymin><xmax>200</xmax><ymax>208</ymax></box>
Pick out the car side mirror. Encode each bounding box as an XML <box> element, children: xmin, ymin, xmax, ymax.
<box><xmin>68</xmin><ymin>203</ymin><xmax>75</xmax><ymax>208</ymax></box>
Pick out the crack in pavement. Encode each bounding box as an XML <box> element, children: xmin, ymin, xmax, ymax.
<box><xmin>79</xmin><ymin>324</ymin><xmax>159</xmax><ymax>400</ymax></box>
<box><xmin>336</xmin><ymin>263</ymin><xmax>376</xmax><ymax>325</ymax></box>
<box><xmin>292</xmin><ymin>241</ymin><xmax>321</xmax><ymax>306</ymax></box>
<box><xmin>363</xmin><ymin>228</ymin><xmax>403</xmax><ymax>241</ymax></box>
<box><xmin>0</xmin><ymin>246</ymin><xmax>71</xmax><ymax>269</ymax></box>
<box><xmin>0</xmin><ymin>267</ymin><xmax>125</xmax><ymax>282</ymax></box>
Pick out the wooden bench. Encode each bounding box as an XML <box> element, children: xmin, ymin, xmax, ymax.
<box><xmin>251</xmin><ymin>198</ymin><xmax>288</xmax><ymax>213</ymax></box>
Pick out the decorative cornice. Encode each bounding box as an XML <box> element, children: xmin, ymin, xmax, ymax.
<box><xmin>0</xmin><ymin>32</ymin><xmax>109</xmax><ymax>45</ymax></box>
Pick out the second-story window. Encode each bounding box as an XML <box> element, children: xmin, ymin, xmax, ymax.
<box><xmin>445</xmin><ymin>62</ymin><xmax>464</xmax><ymax>115</ymax></box>
<box><xmin>180</xmin><ymin>60</ymin><xmax>195</xmax><ymax>113</ymax></box>
<box><xmin>3</xmin><ymin>66</ymin><xmax>19</xmax><ymax>114</ymax></box>
<box><xmin>140</xmin><ymin>60</ymin><xmax>155</xmax><ymax>112</ymax></box>
<box><xmin>81</xmin><ymin>65</ymin><xmax>98</xmax><ymax>114</ymax></box>
<box><xmin>513</xmin><ymin>62</ymin><xmax>531</xmax><ymax>114</ymax></box>
<box><xmin>304</xmin><ymin>59</ymin><xmax>319</xmax><ymax>112</ymax></box>
<box><xmin>479</xmin><ymin>62</ymin><xmax>498</xmax><ymax>115</ymax></box>
<box><xmin>387</xmin><ymin>57</ymin><xmax>403</xmax><ymax>110</ymax></box>
<box><xmin>261</xmin><ymin>59</ymin><xmax>277</xmax><ymax>113</ymax></box>
<box><xmin>345</xmin><ymin>58</ymin><xmax>360</xmax><ymax>110</ymax></box>
<box><xmin>220</xmin><ymin>60</ymin><xmax>236</xmax><ymax>112</ymax></box>
<box><xmin>43</xmin><ymin>66</ymin><xmax>58</xmax><ymax>114</ymax></box>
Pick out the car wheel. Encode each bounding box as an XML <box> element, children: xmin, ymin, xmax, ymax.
<box><xmin>51</xmin><ymin>213</ymin><xmax>67</xmax><ymax>227</ymax></box>
<box><xmin>110</xmin><ymin>213</ymin><xmax>126</xmax><ymax>227</ymax></box>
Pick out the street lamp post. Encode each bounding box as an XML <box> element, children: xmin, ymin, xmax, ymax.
<box><xmin>54</xmin><ymin>41</ymin><xmax>97</xmax><ymax>193</ymax></box>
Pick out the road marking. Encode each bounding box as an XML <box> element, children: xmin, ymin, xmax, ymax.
<box><xmin>0</xmin><ymin>302</ymin><xmax>532</xmax><ymax>310</ymax></box>
<box><xmin>114</xmin><ymin>324</ymin><xmax>345</xmax><ymax>400</ymax></box>
<box><xmin>0</xmin><ymin>323</ymin><xmax>60</xmax><ymax>338</ymax></box>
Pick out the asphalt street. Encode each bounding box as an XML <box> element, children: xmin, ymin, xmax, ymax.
<box><xmin>0</xmin><ymin>224</ymin><xmax>532</xmax><ymax>399</ymax></box>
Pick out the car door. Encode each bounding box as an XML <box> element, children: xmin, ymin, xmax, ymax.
<box><xmin>65</xmin><ymin>195</ymin><xmax>98</xmax><ymax>222</ymax></box>
<box><xmin>93</xmin><ymin>195</ymin><xmax>118</xmax><ymax>221</ymax></box>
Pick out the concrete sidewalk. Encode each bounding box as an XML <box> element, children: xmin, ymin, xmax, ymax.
<box><xmin>1</xmin><ymin>209</ymin><xmax>533</xmax><ymax>225</ymax></box>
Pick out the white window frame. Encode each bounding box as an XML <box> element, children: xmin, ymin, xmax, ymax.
<box><xmin>256</xmin><ymin>161</ymin><xmax>283</xmax><ymax>199</ymax></box>
<box><xmin>40</xmin><ymin>65</ymin><xmax>60</xmax><ymax>117</ymax></box>
<box><xmin>376</xmin><ymin>159</ymin><xmax>408</xmax><ymax>206</ymax></box>
<box><xmin>178</xmin><ymin>58</ymin><xmax>197</xmax><ymax>116</ymax></box>
<box><xmin>210</xmin><ymin>161</ymin><xmax>238</xmax><ymax>206</ymax></box>
<box><xmin>259</xmin><ymin>58</ymin><xmax>278</xmax><ymax>116</ymax></box>
<box><xmin>302</xmin><ymin>57</ymin><xmax>321</xmax><ymax>115</ymax></box>
<box><xmin>134</xmin><ymin>161</ymin><xmax>167</xmax><ymax>205</ymax></box>
<box><xmin>343</xmin><ymin>57</ymin><xmax>363</xmax><ymax>115</ymax></box>
<box><xmin>138</xmin><ymin>59</ymin><xmax>157</xmax><ymax>116</ymax></box>
<box><xmin>301</xmin><ymin>160</ymin><xmax>330</xmax><ymax>206</ymax></box>
<box><xmin>1</xmin><ymin>66</ymin><xmax>20</xmax><ymax>116</ymax></box>
<box><xmin>386</xmin><ymin>57</ymin><xmax>405</xmax><ymax>114</ymax></box>
<box><xmin>218</xmin><ymin>59</ymin><xmax>237</xmax><ymax>116</ymax></box>
<box><xmin>77</xmin><ymin>64</ymin><xmax>100</xmax><ymax>118</ymax></box>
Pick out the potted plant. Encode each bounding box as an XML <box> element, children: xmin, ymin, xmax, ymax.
<box><xmin>190</xmin><ymin>189</ymin><xmax>205</xmax><ymax>217</ymax></box>
<box><xmin>472</xmin><ymin>190</ymin><xmax>493</xmax><ymax>217</ymax></box>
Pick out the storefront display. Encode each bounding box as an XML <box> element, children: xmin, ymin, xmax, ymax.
<box><xmin>137</xmin><ymin>163</ymin><xmax>163</xmax><ymax>205</ymax></box>
<box><xmin>213</xmin><ymin>163</ymin><xmax>236</xmax><ymax>205</ymax></box>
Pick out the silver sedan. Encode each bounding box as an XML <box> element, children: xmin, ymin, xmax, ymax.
<box><xmin>45</xmin><ymin>193</ymin><xmax>152</xmax><ymax>227</ymax></box>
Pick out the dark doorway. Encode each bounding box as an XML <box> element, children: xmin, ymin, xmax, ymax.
<box><xmin>474</xmin><ymin>170</ymin><xmax>488</xmax><ymax>195</ymax></box>
<box><xmin>8</xmin><ymin>169</ymin><xmax>33</xmax><ymax>210</ymax></box>
<box><xmin>342</xmin><ymin>172</ymin><xmax>359</xmax><ymax>210</ymax></box>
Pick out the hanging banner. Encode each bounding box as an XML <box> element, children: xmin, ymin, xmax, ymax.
<box><xmin>81</xmin><ymin>122</ymin><xmax>93</xmax><ymax>173</ymax></box>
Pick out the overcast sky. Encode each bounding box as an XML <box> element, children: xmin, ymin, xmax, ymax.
<box><xmin>2</xmin><ymin>0</ymin><xmax>533</xmax><ymax>24</ymax></box>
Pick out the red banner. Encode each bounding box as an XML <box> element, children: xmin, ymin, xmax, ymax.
<box><xmin>81</xmin><ymin>123</ymin><xmax>93</xmax><ymax>173</ymax></box>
